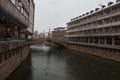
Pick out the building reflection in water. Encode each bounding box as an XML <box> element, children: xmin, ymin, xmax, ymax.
<box><xmin>7</xmin><ymin>45</ymin><xmax>120</xmax><ymax>80</ymax></box>
<box><xmin>6</xmin><ymin>54</ymin><xmax>32</xmax><ymax>80</ymax></box>
<box><xmin>65</xmin><ymin>50</ymin><xmax>120</xmax><ymax>80</ymax></box>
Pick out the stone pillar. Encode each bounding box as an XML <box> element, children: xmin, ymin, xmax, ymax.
<box><xmin>98</xmin><ymin>38</ymin><xmax>100</xmax><ymax>44</ymax></box>
<box><xmin>112</xmin><ymin>37</ymin><xmax>115</xmax><ymax>45</ymax></box>
<box><xmin>93</xmin><ymin>38</ymin><xmax>95</xmax><ymax>44</ymax></box>
<box><xmin>104</xmin><ymin>37</ymin><xmax>107</xmax><ymax>44</ymax></box>
<box><xmin>88</xmin><ymin>38</ymin><xmax>90</xmax><ymax>43</ymax></box>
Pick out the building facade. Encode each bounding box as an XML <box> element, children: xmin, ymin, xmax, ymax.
<box><xmin>67</xmin><ymin>1</ymin><xmax>120</xmax><ymax>57</ymax></box>
<box><xmin>0</xmin><ymin>0</ymin><xmax>35</xmax><ymax>41</ymax></box>
<box><xmin>52</xmin><ymin>27</ymin><xmax>66</xmax><ymax>41</ymax></box>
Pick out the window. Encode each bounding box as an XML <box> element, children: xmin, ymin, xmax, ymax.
<box><xmin>4</xmin><ymin>54</ymin><xmax>7</xmax><ymax>61</ymax></box>
<box><xmin>21</xmin><ymin>7</ymin><xmax>24</xmax><ymax>14</ymax></box>
<box><xmin>0</xmin><ymin>56</ymin><xmax>2</xmax><ymax>64</ymax></box>
<box><xmin>26</xmin><ymin>12</ymin><xmax>29</xmax><ymax>19</ymax></box>
<box><xmin>10</xmin><ymin>0</ymin><xmax>16</xmax><ymax>5</ymax></box>
<box><xmin>25</xmin><ymin>0</ymin><xmax>30</xmax><ymax>5</ymax></box>
<box><xmin>9</xmin><ymin>52</ymin><xmax>12</xmax><ymax>58</ymax></box>
<box><xmin>24</xmin><ymin>10</ymin><xmax>27</xmax><ymax>17</ymax></box>
<box><xmin>23</xmin><ymin>10</ymin><xmax>29</xmax><ymax>19</ymax></box>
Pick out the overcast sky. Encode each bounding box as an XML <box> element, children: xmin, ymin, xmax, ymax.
<box><xmin>34</xmin><ymin>0</ymin><xmax>116</xmax><ymax>33</ymax></box>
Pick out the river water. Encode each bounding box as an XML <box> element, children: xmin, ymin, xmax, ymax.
<box><xmin>7</xmin><ymin>45</ymin><xmax>120</xmax><ymax>80</ymax></box>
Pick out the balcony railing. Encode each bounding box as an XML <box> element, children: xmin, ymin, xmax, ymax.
<box><xmin>67</xmin><ymin>31</ymin><xmax>120</xmax><ymax>37</ymax></box>
<box><xmin>67</xmin><ymin>41</ymin><xmax>120</xmax><ymax>50</ymax></box>
<box><xmin>0</xmin><ymin>0</ymin><xmax>29</xmax><ymax>27</ymax></box>
<box><xmin>67</xmin><ymin>21</ymin><xmax>120</xmax><ymax>33</ymax></box>
<box><xmin>68</xmin><ymin>7</ymin><xmax>120</xmax><ymax>28</ymax></box>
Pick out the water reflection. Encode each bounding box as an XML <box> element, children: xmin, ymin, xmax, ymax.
<box><xmin>65</xmin><ymin>50</ymin><xmax>120</xmax><ymax>80</ymax></box>
<box><xmin>7</xmin><ymin>45</ymin><xmax>120</xmax><ymax>80</ymax></box>
<box><xmin>30</xmin><ymin>44</ymin><xmax>51</xmax><ymax>51</ymax></box>
<box><xmin>30</xmin><ymin>46</ymin><xmax>67</xmax><ymax>80</ymax></box>
<box><xmin>6</xmin><ymin>55</ymin><xmax>32</xmax><ymax>80</ymax></box>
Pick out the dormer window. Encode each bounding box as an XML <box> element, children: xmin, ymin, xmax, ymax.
<box><xmin>108</xmin><ymin>2</ymin><xmax>113</xmax><ymax>6</ymax></box>
<box><xmin>86</xmin><ymin>12</ymin><xmax>89</xmax><ymax>15</ymax></box>
<box><xmin>101</xmin><ymin>5</ymin><xmax>106</xmax><ymax>9</ymax></box>
<box><xmin>82</xmin><ymin>14</ymin><xmax>85</xmax><ymax>16</ymax></box>
<box><xmin>90</xmin><ymin>10</ymin><xmax>94</xmax><ymax>13</ymax></box>
<box><xmin>95</xmin><ymin>8</ymin><xmax>99</xmax><ymax>11</ymax></box>
<box><xmin>79</xmin><ymin>15</ymin><xmax>81</xmax><ymax>18</ymax></box>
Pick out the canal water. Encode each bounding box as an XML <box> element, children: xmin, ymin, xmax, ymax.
<box><xmin>7</xmin><ymin>44</ymin><xmax>120</xmax><ymax>80</ymax></box>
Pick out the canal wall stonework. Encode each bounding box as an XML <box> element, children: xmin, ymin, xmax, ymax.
<box><xmin>67</xmin><ymin>44</ymin><xmax>120</xmax><ymax>62</ymax></box>
<box><xmin>0</xmin><ymin>41</ymin><xmax>30</xmax><ymax>80</ymax></box>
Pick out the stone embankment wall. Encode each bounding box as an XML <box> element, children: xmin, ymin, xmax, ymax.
<box><xmin>0</xmin><ymin>41</ymin><xmax>30</xmax><ymax>80</ymax></box>
<box><xmin>67</xmin><ymin>44</ymin><xmax>120</xmax><ymax>62</ymax></box>
<box><xmin>50</xmin><ymin>40</ymin><xmax>120</xmax><ymax>62</ymax></box>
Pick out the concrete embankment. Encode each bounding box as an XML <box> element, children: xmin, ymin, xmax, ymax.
<box><xmin>44</xmin><ymin>41</ymin><xmax>120</xmax><ymax>62</ymax></box>
<box><xmin>44</xmin><ymin>41</ymin><xmax>58</xmax><ymax>47</ymax></box>
<box><xmin>67</xmin><ymin>44</ymin><xmax>120</xmax><ymax>62</ymax></box>
<box><xmin>0</xmin><ymin>41</ymin><xmax>30</xmax><ymax>80</ymax></box>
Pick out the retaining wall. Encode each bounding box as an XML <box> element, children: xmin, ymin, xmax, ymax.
<box><xmin>67</xmin><ymin>44</ymin><xmax>120</xmax><ymax>62</ymax></box>
<box><xmin>0</xmin><ymin>41</ymin><xmax>30</xmax><ymax>80</ymax></box>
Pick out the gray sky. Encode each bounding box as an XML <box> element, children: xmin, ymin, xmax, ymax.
<box><xmin>34</xmin><ymin>0</ymin><xmax>115</xmax><ymax>33</ymax></box>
